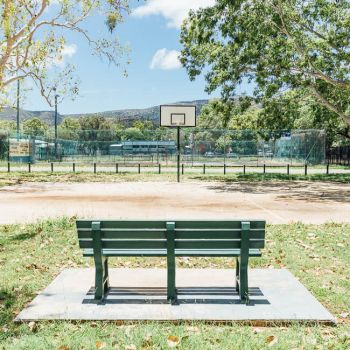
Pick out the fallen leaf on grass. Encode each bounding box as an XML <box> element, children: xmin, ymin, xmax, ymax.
<box><xmin>266</xmin><ymin>335</ymin><xmax>278</xmax><ymax>347</ymax></box>
<box><xmin>321</xmin><ymin>329</ymin><xmax>334</xmax><ymax>337</ymax></box>
<box><xmin>28</xmin><ymin>321</ymin><xmax>37</xmax><ymax>332</ymax></box>
<box><xmin>125</xmin><ymin>345</ymin><xmax>136</xmax><ymax>350</ymax></box>
<box><xmin>96</xmin><ymin>341</ymin><xmax>106</xmax><ymax>349</ymax></box>
<box><xmin>296</xmin><ymin>239</ymin><xmax>312</xmax><ymax>249</ymax></box>
<box><xmin>185</xmin><ymin>326</ymin><xmax>201</xmax><ymax>334</ymax></box>
<box><xmin>167</xmin><ymin>335</ymin><xmax>180</xmax><ymax>348</ymax></box>
<box><xmin>118</xmin><ymin>325</ymin><xmax>135</xmax><ymax>337</ymax></box>
<box><xmin>58</xmin><ymin>346</ymin><xmax>70</xmax><ymax>350</ymax></box>
<box><xmin>252</xmin><ymin>327</ymin><xmax>264</xmax><ymax>334</ymax></box>
<box><xmin>141</xmin><ymin>334</ymin><xmax>153</xmax><ymax>349</ymax></box>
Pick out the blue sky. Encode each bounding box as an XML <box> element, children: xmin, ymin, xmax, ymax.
<box><xmin>22</xmin><ymin>0</ymin><xmax>249</xmax><ymax>114</ymax></box>
<box><xmin>22</xmin><ymin>0</ymin><xmax>218</xmax><ymax>114</ymax></box>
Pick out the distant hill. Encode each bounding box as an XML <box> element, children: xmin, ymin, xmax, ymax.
<box><xmin>0</xmin><ymin>107</ymin><xmax>64</xmax><ymax>125</ymax></box>
<box><xmin>0</xmin><ymin>100</ymin><xmax>209</xmax><ymax>126</ymax></box>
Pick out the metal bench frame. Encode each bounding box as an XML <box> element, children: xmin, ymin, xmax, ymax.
<box><xmin>77</xmin><ymin>220</ymin><xmax>265</xmax><ymax>304</ymax></box>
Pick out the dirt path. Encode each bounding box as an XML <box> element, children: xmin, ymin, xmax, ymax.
<box><xmin>1</xmin><ymin>181</ymin><xmax>349</xmax><ymax>224</ymax></box>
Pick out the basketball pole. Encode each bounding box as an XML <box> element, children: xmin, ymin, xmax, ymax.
<box><xmin>177</xmin><ymin>126</ymin><xmax>180</xmax><ymax>183</ymax></box>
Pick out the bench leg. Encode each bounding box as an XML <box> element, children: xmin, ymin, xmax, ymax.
<box><xmin>235</xmin><ymin>257</ymin><xmax>239</xmax><ymax>292</ymax></box>
<box><xmin>167</xmin><ymin>255</ymin><xmax>177</xmax><ymax>304</ymax></box>
<box><xmin>103</xmin><ymin>257</ymin><xmax>110</xmax><ymax>293</ymax></box>
<box><xmin>166</xmin><ymin>222</ymin><xmax>177</xmax><ymax>304</ymax></box>
<box><xmin>239</xmin><ymin>221</ymin><xmax>250</xmax><ymax>304</ymax></box>
<box><xmin>238</xmin><ymin>256</ymin><xmax>249</xmax><ymax>304</ymax></box>
<box><xmin>94</xmin><ymin>256</ymin><xmax>109</xmax><ymax>301</ymax></box>
<box><xmin>94</xmin><ymin>259</ymin><xmax>104</xmax><ymax>301</ymax></box>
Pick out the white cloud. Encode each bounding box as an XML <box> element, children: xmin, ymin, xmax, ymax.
<box><xmin>51</xmin><ymin>44</ymin><xmax>77</xmax><ymax>68</ymax></box>
<box><xmin>61</xmin><ymin>44</ymin><xmax>77</xmax><ymax>58</ymax></box>
<box><xmin>56</xmin><ymin>44</ymin><xmax>77</xmax><ymax>66</ymax></box>
<box><xmin>150</xmin><ymin>49</ymin><xmax>182</xmax><ymax>70</ymax></box>
<box><xmin>132</xmin><ymin>0</ymin><xmax>216</xmax><ymax>29</ymax></box>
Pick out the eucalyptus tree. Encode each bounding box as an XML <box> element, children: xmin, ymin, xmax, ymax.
<box><xmin>0</xmin><ymin>0</ymin><xmax>129</xmax><ymax>106</ymax></box>
<box><xmin>180</xmin><ymin>0</ymin><xmax>350</xmax><ymax>126</ymax></box>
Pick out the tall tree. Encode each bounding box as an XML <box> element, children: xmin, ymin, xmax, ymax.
<box><xmin>260</xmin><ymin>90</ymin><xmax>350</xmax><ymax>145</ymax></box>
<box><xmin>58</xmin><ymin>117</ymin><xmax>80</xmax><ymax>140</ymax></box>
<box><xmin>23</xmin><ymin>117</ymin><xmax>48</xmax><ymax>136</ymax></box>
<box><xmin>180</xmin><ymin>0</ymin><xmax>350</xmax><ymax>126</ymax></box>
<box><xmin>0</xmin><ymin>120</ymin><xmax>16</xmax><ymax>132</ymax></box>
<box><xmin>78</xmin><ymin>114</ymin><xmax>115</xmax><ymax>155</ymax></box>
<box><xmin>0</xmin><ymin>0</ymin><xmax>129</xmax><ymax>106</ymax></box>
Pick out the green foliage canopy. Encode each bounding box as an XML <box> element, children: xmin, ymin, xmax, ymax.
<box><xmin>180</xmin><ymin>0</ymin><xmax>350</xmax><ymax>127</ymax></box>
<box><xmin>0</xmin><ymin>0</ymin><xmax>129</xmax><ymax>107</ymax></box>
<box><xmin>23</xmin><ymin>117</ymin><xmax>48</xmax><ymax>137</ymax></box>
<box><xmin>0</xmin><ymin>120</ymin><xmax>16</xmax><ymax>132</ymax></box>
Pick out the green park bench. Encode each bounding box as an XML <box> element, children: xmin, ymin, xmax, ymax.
<box><xmin>76</xmin><ymin>220</ymin><xmax>266</xmax><ymax>304</ymax></box>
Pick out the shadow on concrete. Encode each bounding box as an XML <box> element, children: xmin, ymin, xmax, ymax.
<box><xmin>83</xmin><ymin>286</ymin><xmax>269</xmax><ymax>306</ymax></box>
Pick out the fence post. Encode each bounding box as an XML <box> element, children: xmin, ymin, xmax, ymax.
<box><xmin>51</xmin><ymin>162</ymin><xmax>54</xmax><ymax>173</ymax></box>
<box><xmin>94</xmin><ymin>163</ymin><xmax>97</xmax><ymax>174</ymax></box>
<box><xmin>158</xmin><ymin>163</ymin><xmax>161</xmax><ymax>174</ymax></box>
<box><xmin>138</xmin><ymin>163</ymin><xmax>141</xmax><ymax>174</ymax></box>
<box><xmin>116</xmin><ymin>163</ymin><xmax>119</xmax><ymax>174</ymax></box>
<box><xmin>182</xmin><ymin>164</ymin><xmax>184</xmax><ymax>175</ymax></box>
<box><xmin>287</xmin><ymin>164</ymin><xmax>290</xmax><ymax>175</ymax></box>
<box><xmin>73</xmin><ymin>162</ymin><xmax>75</xmax><ymax>173</ymax></box>
<box><xmin>263</xmin><ymin>164</ymin><xmax>266</xmax><ymax>174</ymax></box>
<box><xmin>28</xmin><ymin>163</ymin><xmax>31</xmax><ymax>173</ymax></box>
<box><xmin>224</xmin><ymin>163</ymin><xmax>226</xmax><ymax>175</ymax></box>
<box><xmin>304</xmin><ymin>164</ymin><xmax>307</xmax><ymax>176</ymax></box>
<box><xmin>203</xmin><ymin>164</ymin><xmax>206</xmax><ymax>174</ymax></box>
<box><xmin>7</xmin><ymin>162</ymin><xmax>10</xmax><ymax>173</ymax></box>
<box><xmin>326</xmin><ymin>163</ymin><xmax>329</xmax><ymax>175</ymax></box>
<box><xmin>243</xmin><ymin>164</ymin><xmax>246</xmax><ymax>175</ymax></box>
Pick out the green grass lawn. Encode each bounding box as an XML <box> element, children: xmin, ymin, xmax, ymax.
<box><xmin>0</xmin><ymin>218</ymin><xmax>349</xmax><ymax>349</ymax></box>
<box><xmin>0</xmin><ymin>172</ymin><xmax>176</xmax><ymax>188</ymax></box>
<box><xmin>0</xmin><ymin>171</ymin><xmax>350</xmax><ymax>189</ymax></box>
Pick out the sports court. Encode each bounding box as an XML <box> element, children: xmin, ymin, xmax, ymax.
<box><xmin>1</xmin><ymin>180</ymin><xmax>349</xmax><ymax>224</ymax></box>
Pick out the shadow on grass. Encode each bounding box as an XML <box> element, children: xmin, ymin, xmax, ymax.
<box><xmin>10</xmin><ymin>231</ymin><xmax>39</xmax><ymax>241</ymax></box>
<box><xmin>1</xmin><ymin>225</ymin><xmax>45</xmax><ymax>243</ymax></box>
<box><xmin>191</xmin><ymin>173</ymin><xmax>350</xmax><ymax>183</ymax></box>
<box><xmin>0</xmin><ymin>289</ymin><xmax>16</xmax><ymax>327</ymax></box>
<box><xmin>194</xmin><ymin>173</ymin><xmax>350</xmax><ymax>203</ymax></box>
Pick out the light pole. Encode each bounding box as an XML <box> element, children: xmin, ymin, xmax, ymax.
<box><xmin>53</xmin><ymin>88</ymin><xmax>59</xmax><ymax>159</ymax></box>
<box><xmin>16</xmin><ymin>79</ymin><xmax>20</xmax><ymax>140</ymax></box>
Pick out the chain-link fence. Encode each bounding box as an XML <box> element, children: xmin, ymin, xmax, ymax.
<box><xmin>1</xmin><ymin>129</ymin><xmax>326</xmax><ymax>165</ymax></box>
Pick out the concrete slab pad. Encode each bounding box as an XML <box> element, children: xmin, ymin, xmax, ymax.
<box><xmin>15</xmin><ymin>268</ymin><xmax>335</xmax><ymax>323</ymax></box>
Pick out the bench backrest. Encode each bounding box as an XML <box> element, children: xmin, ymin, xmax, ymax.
<box><xmin>76</xmin><ymin>220</ymin><xmax>266</xmax><ymax>251</ymax></box>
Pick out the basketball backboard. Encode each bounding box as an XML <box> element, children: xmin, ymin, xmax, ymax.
<box><xmin>160</xmin><ymin>105</ymin><xmax>196</xmax><ymax>127</ymax></box>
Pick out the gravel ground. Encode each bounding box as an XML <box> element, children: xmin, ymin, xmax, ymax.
<box><xmin>1</xmin><ymin>180</ymin><xmax>349</xmax><ymax>224</ymax></box>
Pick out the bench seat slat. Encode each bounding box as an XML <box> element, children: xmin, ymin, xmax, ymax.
<box><xmin>82</xmin><ymin>248</ymin><xmax>262</xmax><ymax>257</ymax></box>
<box><xmin>79</xmin><ymin>238</ymin><xmax>265</xmax><ymax>250</ymax></box>
<box><xmin>77</xmin><ymin>228</ymin><xmax>265</xmax><ymax>240</ymax></box>
<box><xmin>175</xmin><ymin>239</ymin><xmax>264</xmax><ymax>249</ymax></box>
<box><xmin>76</xmin><ymin>220</ymin><xmax>166</xmax><ymax>229</ymax></box>
<box><xmin>76</xmin><ymin>220</ymin><xmax>265</xmax><ymax>230</ymax></box>
<box><xmin>79</xmin><ymin>239</ymin><xmax>167</xmax><ymax>249</ymax></box>
<box><xmin>78</xmin><ymin>229</ymin><xmax>166</xmax><ymax>239</ymax></box>
<box><xmin>174</xmin><ymin>221</ymin><xmax>265</xmax><ymax>229</ymax></box>
<box><xmin>175</xmin><ymin>229</ymin><xmax>265</xmax><ymax>239</ymax></box>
